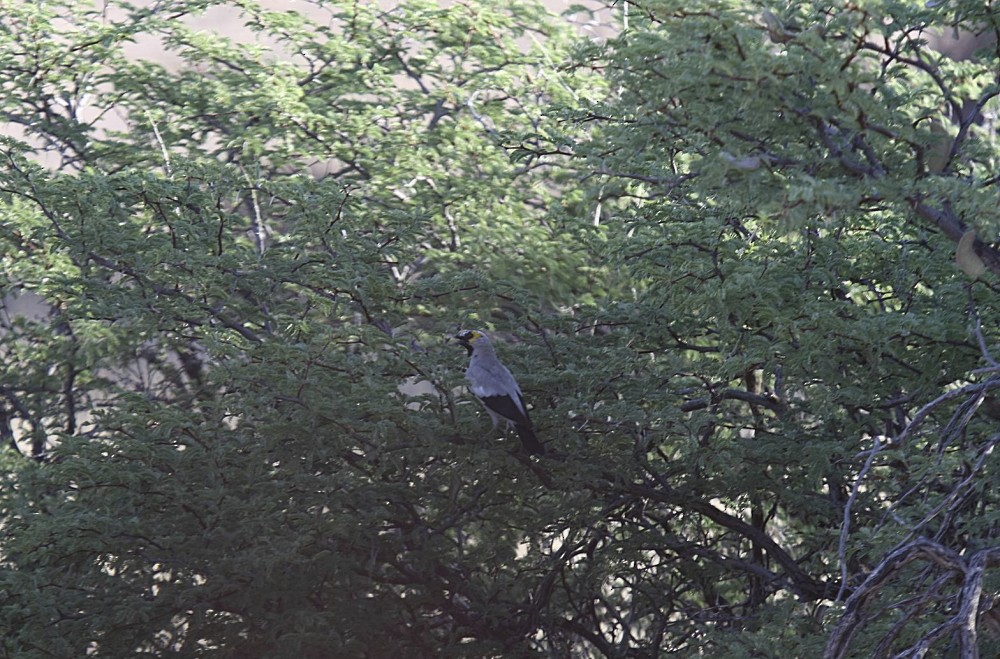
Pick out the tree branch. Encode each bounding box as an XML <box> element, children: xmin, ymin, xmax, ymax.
<box><xmin>910</xmin><ymin>199</ymin><xmax>1000</xmax><ymax>278</ymax></box>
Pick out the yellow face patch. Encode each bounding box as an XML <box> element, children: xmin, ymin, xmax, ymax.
<box><xmin>456</xmin><ymin>329</ymin><xmax>484</xmax><ymax>343</ymax></box>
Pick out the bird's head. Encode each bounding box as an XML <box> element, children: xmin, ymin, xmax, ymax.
<box><xmin>453</xmin><ymin>329</ymin><xmax>489</xmax><ymax>356</ymax></box>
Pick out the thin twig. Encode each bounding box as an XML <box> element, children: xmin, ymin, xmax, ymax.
<box><xmin>837</xmin><ymin>435</ymin><xmax>883</xmax><ymax>602</ymax></box>
<box><xmin>144</xmin><ymin>109</ymin><xmax>171</xmax><ymax>175</ymax></box>
<box><xmin>968</xmin><ymin>288</ymin><xmax>999</xmax><ymax>367</ymax></box>
<box><xmin>239</xmin><ymin>165</ymin><xmax>267</xmax><ymax>256</ymax></box>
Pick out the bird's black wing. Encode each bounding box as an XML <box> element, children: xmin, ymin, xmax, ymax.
<box><xmin>480</xmin><ymin>394</ymin><xmax>544</xmax><ymax>455</ymax></box>
<box><xmin>479</xmin><ymin>393</ymin><xmax>531</xmax><ymax>426</ymax></box>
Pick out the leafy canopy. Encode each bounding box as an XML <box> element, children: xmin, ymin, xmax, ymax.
<box><xmin>1</xmin><ymin>0</ymin><xmax>1000</xmax><ymax>657</ymax></box>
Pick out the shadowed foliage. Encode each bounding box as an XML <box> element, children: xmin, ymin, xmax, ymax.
<box><xmin>1</xmin><ymin>0</ymin><xmax>1000</xmax><ymax>656</ymax></box>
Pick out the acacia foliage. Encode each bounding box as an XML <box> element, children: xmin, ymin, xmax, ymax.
<box><xmin>1</xmin><ymin>0</ymin><xmax>1000</xmax><ymax>657</ymax></box>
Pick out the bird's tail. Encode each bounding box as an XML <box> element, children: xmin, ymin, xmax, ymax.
<box><xmin>516</xmin><ymin>424</ymin><xmax>545</xmax><ymax>456</ymax></box>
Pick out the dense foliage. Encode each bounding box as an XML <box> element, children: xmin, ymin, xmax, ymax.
<box><xmin>1</xmin><ymin>0</ymin><xmax>1000</xmax><ymax>656</ymax></box>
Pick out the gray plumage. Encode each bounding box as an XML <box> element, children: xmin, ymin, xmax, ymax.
<box><xmin>454</xmin><ymin>329</ymin><xmax>545</xmax><ymax>456</ymax></box>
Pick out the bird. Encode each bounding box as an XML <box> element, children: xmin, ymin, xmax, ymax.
<box><xmin>453</xmin><ymin>329</ymin><xmax>545</xmax><ymax>456</ymax></box>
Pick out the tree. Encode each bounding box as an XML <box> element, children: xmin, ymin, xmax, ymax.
<box><xmin>554</xmin><ymin>0</ymin><xmax>1000</xmax><ymax>655</ymax></box>
<box><xmin>1</xmin><ymin>0</ymin><xmax>999</xmax><ymax>657</ymax></box>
